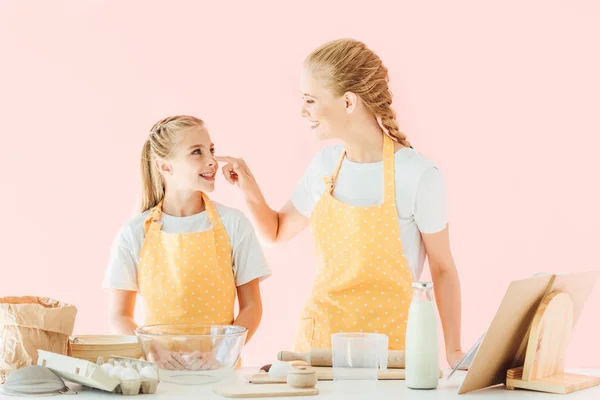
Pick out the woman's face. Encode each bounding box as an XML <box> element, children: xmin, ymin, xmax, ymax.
<box><xmin>300</xmin><ymin>67</ymin><xmax>349</xmax><ymax>140</ymax></box>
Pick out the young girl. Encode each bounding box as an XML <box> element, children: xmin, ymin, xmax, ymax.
<box><xmin>218</xmin><ymin>39</ymin><xmax>465</xmax><ymax>368</ymax></box>
<box><xmin>103</xmin><ymin>115</ymin><xmax>271</xmax><ymax>370</ymax></box>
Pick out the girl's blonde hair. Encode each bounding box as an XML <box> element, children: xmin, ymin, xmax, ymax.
<box><xmin>305</xmin><ymin>38</ymin><xmax>411</xmax><ymax>147</ymax></box>
<box><xmin>140</xmin><ymin>115</ymin><xmax>205</xmax><ymax>212</ymax></box>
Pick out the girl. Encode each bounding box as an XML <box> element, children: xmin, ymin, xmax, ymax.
<box><xmin>217</xmin><ymin>39</ymin><xmax>465</xmax><ymax>368</ymax></box>
<box><xmin>103</xmin><ymin>115</ymin><xmax>271</xmax><ymax>370</ymax></box>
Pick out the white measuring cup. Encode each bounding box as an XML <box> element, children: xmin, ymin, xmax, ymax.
<box><xmin>331</xmin><ymin>332</ymin><xmax>388</xmax><ymax>381</ymax></box>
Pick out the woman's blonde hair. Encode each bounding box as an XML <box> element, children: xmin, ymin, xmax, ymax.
<box><xmin>305</xmin><ymin>38</ymin><xmax>410</xmax><ymax>147</ymax></box>
<box><xmin>140</xmin><ymin>115</ymin><xmax>205</xmax><ymax>212</ymax></box>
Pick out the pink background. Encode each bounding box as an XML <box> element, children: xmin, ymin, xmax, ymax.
<box><xmin>1</xmin><ymin>1</ymin><xmax>599</xmax><ymax>368</ymax></box>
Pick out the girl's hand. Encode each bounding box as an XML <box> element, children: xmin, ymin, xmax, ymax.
<box><xmin>147</xmin><ymin>342</ymin><xmax>188</xmax><ymax>370</ymax></box>
<box><xmin>184</xmin><ymin>350</ymin><xmax>222</xmax><ymax>371</ymax></box>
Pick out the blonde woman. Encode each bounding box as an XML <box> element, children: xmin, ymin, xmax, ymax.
<box><xmin>217</xmin><ymin>39</ymin><xmax>465</xmax><ymax>368</ymax></box>
<box><xmin>103</xmin><ymin>116</ymin><xmax>271</xmax><ymax>370</ymax></box>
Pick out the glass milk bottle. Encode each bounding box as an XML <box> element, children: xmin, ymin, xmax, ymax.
<box><xmin>405</xmin><ymin>281</ymin><xmax>439</xmax><ymax>389</ymax></box>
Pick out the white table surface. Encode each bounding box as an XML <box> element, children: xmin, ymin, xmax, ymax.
<box><xmin>8</xmin><ymin>368</ymin><xmax>599</xmax><ymax>399</ymax></box>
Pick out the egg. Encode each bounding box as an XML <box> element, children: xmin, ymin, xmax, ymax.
<box><xmin>268</xmin><ymin>361</ymin><xmax>292</xmax><ymax>380</ymax></box>
<box><xmin>110</xmin><ymin>365</ymin><xmax>124</xmax><ymax>379</ymax></box>
<box><xmin>100</xmin><ymin>363</ymin><xmax>113</xmax><ymax>375</ymax></box>
<box><xmin>140</xmin><ymin>366</ymin><xmax>158</xmax><ymax>380</ymax></box>
<box><xmin>121</xmin><ymin>367</ymin><xmax>140</xmax><ymax>381</ymax></box>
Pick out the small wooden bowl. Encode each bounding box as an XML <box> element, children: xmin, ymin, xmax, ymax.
<box><xmin>286</xmin><ymin>366</ymin><xmax>317</xmax><ymax>388</ymax></box>
<box><xmin>69</xmin><ymin>335</ymin><xmax>143</xmax><ymax>362</ymax></box>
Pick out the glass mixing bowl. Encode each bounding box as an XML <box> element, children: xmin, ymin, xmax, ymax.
<box><xmin>134</xmin><ymin>323</ymin><xmax>247</xmax><ymax>385</ymax></box>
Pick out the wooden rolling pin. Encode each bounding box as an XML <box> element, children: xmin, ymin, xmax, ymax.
<box><xmin>277</xmin><ymin>349</ymin><xmax>405</xmax><ymax>369</ymax></box>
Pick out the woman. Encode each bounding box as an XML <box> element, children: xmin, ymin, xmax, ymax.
<box><xmin>103</xmin><ymin>115</ymin><xmax>271</xmax><ymax>370</ymax></box>
<box><xmin>217</xmin><ymin>39</ymin><xmax>465</xmax><ymax>368</ymax></box>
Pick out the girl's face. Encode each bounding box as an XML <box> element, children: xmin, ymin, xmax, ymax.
<box><xmin>158</xmin><ymin>125</ymin><xmax>218</xmax><ymax>193</ymax></box>
<box><xmin>300</xmin><ymin>67</ymin><xmax>349</xmax><ymax>140</ymax></box>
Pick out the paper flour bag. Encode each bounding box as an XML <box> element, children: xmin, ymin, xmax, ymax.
<box><xmin>0</xmin><ymin>296</ymin><xmax>77</xmax><ymax>383</ymax></box>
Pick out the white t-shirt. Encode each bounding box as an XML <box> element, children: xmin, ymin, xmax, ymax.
<box><xmin>292</xmin><ymin>145</ymin><xmax>448</xmax><ymax>281</ymax></box>
<box><xmin>103</xmin><ymin>202</ymin><xmax>272</xmax><ymax>292</ymax></box>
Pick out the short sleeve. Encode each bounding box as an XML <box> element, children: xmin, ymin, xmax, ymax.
<box><xmin>231</xmin><ymin>213</ymin><xmax>272</xmax><ymax>286</ymax></box>
<box><xmin>102</xmin><ymin>226</ymin><xmax>139</xmax><ymax>291</ymax></box>
<box><xmin>414</xmin><ymin>166</ymin><xmax>448</xmax><ymax>234</ymax></box>
<box><xmin>292</xmin><ymin>152</ymin><xmax>323</xmax><ymax>218</ymax></box>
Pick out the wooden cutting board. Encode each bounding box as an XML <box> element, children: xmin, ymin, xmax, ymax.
<box><xmin>246</xmin><ymin>367</ymin><xmax>442</xmax><ymax>383</ymax></box>
<box><xmin>213</xmin><ymin>383</ymin><xmax>318</xmax><ymax>398</ymax></box>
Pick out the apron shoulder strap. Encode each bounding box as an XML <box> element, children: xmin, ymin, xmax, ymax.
<box><xmin>382</xmin><ymin>135</ymin><xmax>396</xmax><ymax>206</ymax></box>
<box><xmin>202</xmin><ymin>193</ymin><xmax>225</xmax><ymax>230</ymax></box>
<box><xmin>143</xmin><ymin>202</ymin><xmax>163</xmax><ymax>235</ymax></box>
<box><xmin>323</xmin><ymin>150</ymin><xmax>346</xmax><ymax>193</ymax></box>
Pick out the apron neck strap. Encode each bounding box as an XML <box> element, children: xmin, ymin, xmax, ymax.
<box><xmin>143</xmin><ymin>194</ymin><xmax>224</xmax><ymax>235</ymax></box>
<box><xmin>201</xmin><ymin>192</ymin><xmax>224</xmax><ymax>230</ymax></box>
<box><xmin>324</xmin><ymin>151</ymin><xmax>346</xmax><ymax>193</ymax></box>
<box><xmin>325</xmin><ymin>135</ymin><xmax>396</xmax><ymax>205</ymax></box>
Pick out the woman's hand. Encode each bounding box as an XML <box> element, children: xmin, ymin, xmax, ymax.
<box><xmin>214</xmin><ymin>156</ymin><xmax>309</xmax><ymax>244</ymax></box>
<box><xmin>214</xmin><ymin>156</ymin><xmax>260</xmax><ymax>201</ymax></box>
<box><xmin>447</xmin><ymin>350</ymin><xmax>467</xmax><ymax>370</ymax></box>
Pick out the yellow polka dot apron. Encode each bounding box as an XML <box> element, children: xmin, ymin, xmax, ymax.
<box><xmin>294</xmin><ymin>134</ymin><xmax>414</xmax><ymax>352</ymax></box>
<box><xmin>138</xmin><ymin>192</ymin><xmax>236</xmax><ymax>328</ymax></box>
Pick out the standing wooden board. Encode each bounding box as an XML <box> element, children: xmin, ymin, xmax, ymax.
<box><xmin>457</xmin><ymin>270</ymin><xmax>598</xmax><ymax>395</ymax></box>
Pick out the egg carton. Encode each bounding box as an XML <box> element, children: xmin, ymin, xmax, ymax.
<box><xmin>97</xmin><ymin>356</ymin><xmax>160</xmax><ymax>395</ymax></box>
<box><xmin>36</xmin><ymin>350</ymin><xmax>159</xmax><ymax>396</ymax></box>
